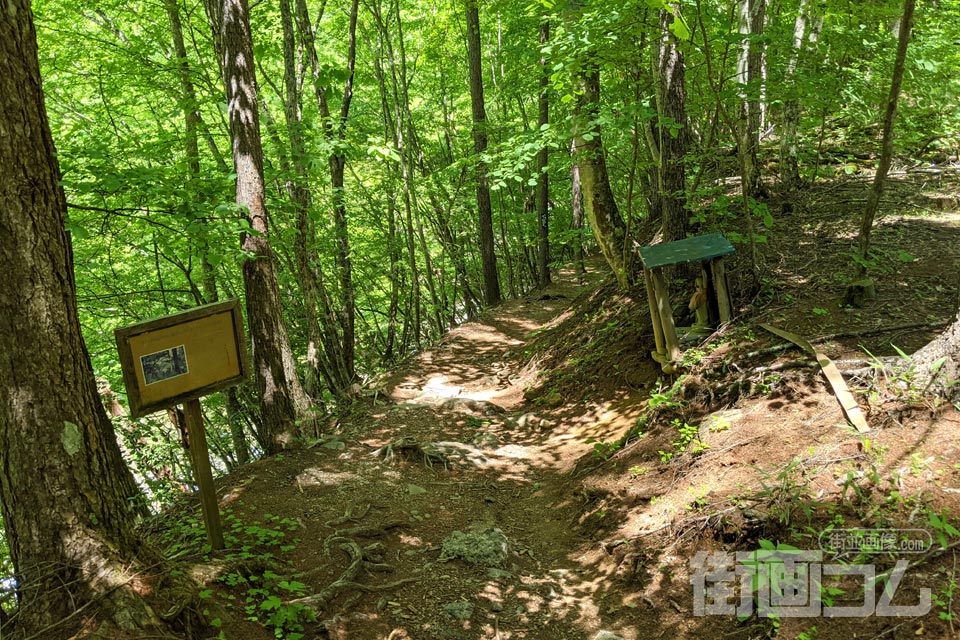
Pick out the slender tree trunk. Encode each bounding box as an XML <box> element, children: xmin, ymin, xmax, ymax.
<box><xmin>293</xmin><ymin>0</ymin><xmax>357</xmax><ymax>393</ymax></box>
<box><xmin>465</xmin><ymin>0</ymin><xmax>502</xmax><ymax>305</ymax></box>
<box><xmin>282</xmin><ymin>0</ymin><xmax>334</xmax><ymax>399</ymax></box>
<box><xmin>0</xmin><ymin>4</ymin><xmax>203</xmax><ymax>634</ymax></box>
<box><xmin>368</xmin><ymin>27</ymin><xmax>404</xmax><ymax>359</ymax></box>
<box><xmin>571</xmin><ymin>140</ymin><xmax>586</xmax><ymax>274</ymax></box>
<box><xmin>498</xmin><ymin>193</ymin><xmax>518</xmax><ymax>297</ymax></box>
<box><xmin>573</xmin><ymin>61</ymin><xmax>630</xmax><ymax>289</ymax></box>
<box><xmin>205</xmin><ymin>0</ymin><xmax>312</xmax><ymax>452</ymax></box>
<box><xmin>779</xmin><ymin>0</ymin><xmax>809</xmax><ymax>191</ymax></box>
<box><xmin>536</xmin><ymin>18</ymin><xmax>551</xmax><ymax>287</ymax></box>
<box><xmin>294</xmin><ymin>0</ymin><xmax>359</xmax><ymax>386</ymax></box>
<box><xmin>737</xmin><ymin>0</ymin><xmax>766</xmax><ymax>199</ymax></box>
<box><xmin>854</xmin><ymin>0</ymin><xmax>916</xmax><ymax>278</ymax></box>
<box><xmin>165</xmin><ymin>0</ymin><xmax>222</xmax><ymax>304</ymax></box>
<box><xmin>327</xmin><ymin>0</ymin><xmax>360</xmax><ymax>382</ymax></box>
<box><xmin>167</xmin><ymin>0</ymin><xmax>250</xmax><ymax>461</ymax></box>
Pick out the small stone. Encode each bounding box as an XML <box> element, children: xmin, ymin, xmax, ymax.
<box><xmin>544</xmin><ymin>392</ymin><xmax>564</xmax><ymax>408</ymax></box>
<box><xmin>441</xmin><ymin>601</ymin><xmax>474</xmax><ymax>620</ymax></box>
<box><xmin>440</xmin><ymin>528</ymin><xmax>509</xmax><ymax>567</ymax></box>
<box><xmin>594</xmin><ymin>632</ymin><xmax>624</xmax><ymax>640</ymax></box>
<box><xmin>486</xmin><ymin>568</ymin><xmax>512</xmax><ymax>581</ymax></box>
<box><xmin>472</xmin><ymin>431</ymin><xmax>499</xmax><ymax>449</ymax></box>
<box><xmin>407</xmin><ymin>484</ymin><xmax>427</xmax><ymax>495</ymax></box>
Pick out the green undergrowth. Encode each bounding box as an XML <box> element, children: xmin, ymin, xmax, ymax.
<box><xmin>148</xmin><ymin>505</ymin><xmax>315</xmax><ymax>639</ymax></box>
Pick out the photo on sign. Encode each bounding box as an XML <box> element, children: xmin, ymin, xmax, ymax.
<box><xmin>140</xmin><ymin>345</ymin><xmax>189</xmax><ymax>385</ymax></box>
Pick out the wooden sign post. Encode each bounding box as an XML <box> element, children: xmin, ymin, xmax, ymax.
<box><xmin>115</xmin><ymin>300</ymin><xmax>250</xmax><ymax>550</ymax></box>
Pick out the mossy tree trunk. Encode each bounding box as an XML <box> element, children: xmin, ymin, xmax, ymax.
<box><xmin>573</xmin><ymin>60</ymin><xmax>631</xmax><ymax>289</ymax></box>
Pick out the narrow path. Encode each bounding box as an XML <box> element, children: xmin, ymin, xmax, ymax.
<box><xmin>316</xmin><ymin>265</ymin><xmax>650</xmax><ymax>639</ymax></box>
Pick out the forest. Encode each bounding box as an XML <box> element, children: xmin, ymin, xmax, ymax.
<box><xmin>1</xmin><ymin>0</ymin><xmax>959</xmax><ymax>637</ymax></box>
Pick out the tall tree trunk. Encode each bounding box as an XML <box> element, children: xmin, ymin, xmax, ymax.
<box><xmin>536</xmin><ymin>18</ymin><xmax>551</xmax><ymax>287</ymax></box>
<box><xmin>571</xmin><ymin>139</ymin><xmax>586</xmax><ymax>275</ymax></box>
<box><xmin>465</xmin><ymin>0</ymin><xmax>502</xmax><ymax>305</ymax></box>
<box><xmin>853</xmin><ymin>0</ymin><xmax>916</xmax><ymax>279</ymax></box>
<box><xmin>327</xmin><ymin>0</ymin><xmax>360</xmax><ymax>383</ymax></box>
<box><xmin>206</xmin><ymin>0</ymin><xmax>312</xmax><ymax>453</ymax></box>
<box><xmin>779</xmin><ymin>0</ymin><xmax>810</xmax><ymax>191</ymax></box>
<box><xmin>293</xmin><ymin>0</ymin><xmax>359</xmax><ymax>393</ymax></box>
<box><xmin>0</xmin><ymin>3</ymin><xmax>203</xmax><ymax>635</ymax></box>
<box><xmin>573</xmin><ymin>61</ymin><xmax>630</xmax><ymax>289</ymax></box>
<box><xmin>737</xmin><ymin>0</ymin><xmax>766</xmax><ymax>199</ymax></box>
<box><xmin>652</xmin><ymin>7</ymin><xmax>689</xmax><ymax>244</ymax></box>
<box><xmin>282</xmin><ymin>0</ymin><xmax>335</xmax><ymax>399</ymax></box>
<box><xmin>166</xmin><ymin>0</ymin><xmax>250</xmax><ymax>463</ymax></box>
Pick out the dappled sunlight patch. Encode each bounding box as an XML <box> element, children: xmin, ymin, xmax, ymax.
<box><xmin>295</xmin><ymin>467</ymin><xmax>360</xmax><ymax>487</ymax></box>
<box><xmin>398</xmin><ymin>533</ymin><xmax>423</xmax><ymax>547</ymax></box>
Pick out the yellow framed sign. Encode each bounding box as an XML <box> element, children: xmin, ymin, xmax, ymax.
<box><xmin>115</xmin><ymin>300</ymin><xmax>249</xmax><ymax>418</ymax></box>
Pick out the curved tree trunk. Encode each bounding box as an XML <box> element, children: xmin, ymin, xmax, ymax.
<box><xmin>853</xmin><ymin>0</ymin><xmax>916</xmax><ymax>280</ymax></box>
<box><xmin>0</xmin><ymin>3</ymin><xmax>204</xmax><ymax>635</ymax></box>
<box><xmin>573</xmin><ymin>61</ymin><xmax>631</xmax><ymax>289</ymax></box>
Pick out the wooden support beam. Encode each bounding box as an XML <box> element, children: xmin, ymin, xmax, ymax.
<box><xmin>183</xmin><ymin>399</ymin><xmax>225</xmax><ymax>550</ymax></box>
<box><xmin>650</xmin><ymin>270</ymin><xmax>681</xmax><ymax>367</ymax></box>
<box><xmin>643</xmin><ymin>269</ymin><xmax>666</xmax><ymax>361</ymax></box>
<box><xmin>711</xmin><ymin>258</ymin><xmax>732</xmax><ymax>323</ymax></box>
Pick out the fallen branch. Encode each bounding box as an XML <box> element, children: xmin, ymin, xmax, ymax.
<box><xmin>743</xmin><ymin>320</ymin><xmax>949</xmax><ymax>360</ymax></box>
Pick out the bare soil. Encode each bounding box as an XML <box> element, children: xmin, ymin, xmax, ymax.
<box><xmin>158</xmin><ymin>169</ymin><xmax>960</xmax><ymax>640</ymax></box>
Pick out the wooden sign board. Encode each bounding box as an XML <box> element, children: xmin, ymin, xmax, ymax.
<box><xmin>115</xmin><ymin>300</ymin><xmax>249</xmax><ymax>418</ymax></box>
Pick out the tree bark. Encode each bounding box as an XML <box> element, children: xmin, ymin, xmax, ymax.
<box><xmin>536</xmin><ymin>18</ymin><xmax>551</xmax><ymax>288</ymax></box>
<box><xmin>911</xmin><ymin>311</ymin><xmax>960</xmax><ymax>403</ymax></box>
<box><xmin>573</xmin><ymin>61</ymin><xmax>630</xmax><ymax>289</ymax></box>
<box><xmin>0</xmin><ymin>3</ymin><xmax>203</xmax><ymax>635</ymax></box>
<box><xmin>295</xmin><ymin>0</ymin><xmax>360</xmax><ymax>388</ymax></box>
<box><xmin>736</xmin><ymin>0</ymin><xmax>766</xmax><ymax>199</ymax></box>
<box><xmin>206</xmin><ymin>0</ymin><xmax>312</xmax><ymax>452</ymax></box>
<box><xmin>465</xmin><ymin>0</ymin><xmax>502</xmax><ymax>305</ymax></box>
<box><xmin>779</xmin><ymin>0</ymin><xmax>810</xmax><ymax>191</ymax></box>
<box><xmin>652</xmin><ymin>7</ymin><xmax>689</xmax><ymax>244</ymax></box>
<box><xmin>571</xmin><ymin>140</ymin><xmax>586</xmax><ymax>274</ymax></box>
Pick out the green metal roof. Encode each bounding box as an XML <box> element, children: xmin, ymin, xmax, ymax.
<box><xmin>638</xmin><ymin>233</ymin><xmax>735</xmax><ymax>270</ymax></box>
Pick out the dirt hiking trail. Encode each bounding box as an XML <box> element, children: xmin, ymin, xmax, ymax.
<box><xmin>206</xmin><ymin>263</ymin><xmax>660</xmax><ymax>640</ymax></box>
<box><xmin>171</xmin><ymin>184</ymin><xmax>960</xmax><ymax>640</ymax></box>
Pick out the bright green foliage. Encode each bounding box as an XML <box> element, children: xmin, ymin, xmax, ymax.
<box><xmin>20</xmin><ymin>0</ymin><xmax>960</xmax><ymax>510</ymax></box>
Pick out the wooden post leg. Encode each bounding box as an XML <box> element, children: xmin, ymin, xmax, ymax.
<box><xmin>643</xmin><ymin>269</ymin><xmax>666</xmax><ymax>362</ymax></box>
<box><xmin>650</xmin><ymin>271</ymin><xmax>681</xmax><ymax>368</ymax></box>
<box><xmin>711</xmin><ymin>258</ymin><xmax>732</xmax><ymax>323</ymax></box>
<box><xmin>183</xmin><ymin>399</ymin><xmax>225</xmax><ymax>550</ymax></box>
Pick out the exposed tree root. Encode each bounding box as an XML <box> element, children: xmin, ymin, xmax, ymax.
<box><xmin>292</xmin><ymin>510</ymin><xmax>418</xmax><ymax>616</ymax></box>
<box><xmin>372</xmin><ymin>437</ymin><xmax>454</xmax><ymax>468</ymax></box>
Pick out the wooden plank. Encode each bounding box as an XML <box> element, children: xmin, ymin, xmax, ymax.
<box><xmin>643</xmin><ymin>269</ymin><xmax>666</xmax><ymax>359</ymax></box>
<box><xmin>183</xmin><ymin>399</ymin><xmax>225</xmax><ymax>550</ymax></box>
<box><xmin>711</xmin><ymin>258</ymin><xmax>733</xmax><ymax>324</ymax></box>
<box><xmin>650</xmin><ymin>271</ymin><xmax>681</xmax><ymax>366</ymax></box>
<box><xmin>759</xmin><ymin>324</ymin><xmax>870</xmax><ymax>433</ymax></box>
